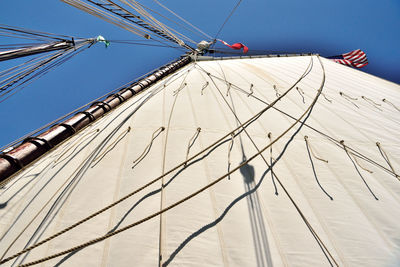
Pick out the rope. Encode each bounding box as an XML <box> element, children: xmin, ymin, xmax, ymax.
<box><xmin>62</xmin><ymin>0</ymin><xmax>194</xmax><ymax>51</ymax></box>
<box><xmin>199</xmin><ymin>57</ymin><xmax>337</xmax><ymax>266</ymax></box>
<box><xmin>321</xmin><ymin>93</ymin><xmax>332</xmax><ymax>103</ymax></box>
<box><xmin>339</xmin><ymin>91</ymin><xmax>359</xmax><ymax>108</ymax></box>
<box><xmin>273</xmin><ymin>84</ymin><xmax>281</xmax><ymax>97</ymax></box>
<box><xmin>229</xmin><ymin>79</ymin><xmax>399</xmax><ymax>180</ymax></box>
<box><xmin>200</xmin><ymin>81</ymin><xmax>208</xmax><ymax>95</ymax></box>
<box><xmin>227</xmin><ymin>133</ymin><xmax>235</xmax><ymax>180</ymax></box>
<box><xmin>172</xmin><ymin>82</ymin><xmax>187</xmax><ymax>96</ymax></box>
<box><xmin>268</xmin><ymin>132</ymin><xmax>278</xmax><ymax>195</ymax></box>
<box><xmin>0</xmin><ymin>57</ymin><xmax>172</xmax><ymax>155</ymax></box>
<box><xmin>62</xmin><ymin>0</ymin><xmax>153</xmax><ymax>39</ymax></box>
<box><xmin>376</xmin><ymin>142</ymin><xmax>399</xmax><ymax>180</ymax></box>
<box><xmin>132</xmin><ymin>127</ymin><xmax>165</xmax><ymax>168</ymax></box>
<box><xmin>158</xmin><ymin>69</ymin><xmax>192</xmax><ymax>265</ymax></box>
<box><xmin>0</xmin><ymin>24</ymin><xmax>73</xmax><ymax>42</ymax></box>
<box><xmin>304</xmin><ymin>136</ymin><xmax>333</xmax><ymax>200</ymax></box>
<box><xmin>185</xmin><ymin>127</ymin><xmax>201</xmax><ymax>165</ymax></box>
<box><xmin>1</xmin><ymin>80</ymin><xmax>165</xmax><ymax>262</ymax></box>
<box><xmin>152</xmin><ymin>0</ymin><xmax>212</xmax><ymax>40</ymax></box>
<box><xmin>0</xmin><ymin>39</ymin><xmax>94</xmax><ymax>103</ymax></box>
<box><xmin>340</xmin><ymin>140</ymin><xmax>378</xmax><ymax>200</ymax></box>
<box><xmin>91</xmin><ymin>126</ymin><xmax>131</xmax><ymax>163</ymax></box>
<box><xmin>11</xmin><ymin>55</ymin><xmax>329</xmax><ymax>267</ymax></box>
<box><xmin>304</xmin><ymin>136</ymin><xmax>328</xmax><ymax>163</ymax></box>
<box><xmin>106</xmin><ymin>40</ymin><xmax>183</xmax><ymax>49</ymax></box>
<box><xmin>296</xmin><ymin>86</ymin><xmax>305</xmax><ymax>103</ymax></box>
<box><xmin>351</xmin><ymin>152</ymin><xmax>373</xmax><ymax>173</ymax></box>
<box><xmin>54</xmin><ymin>129</ymin><xmax>100</xmax><ymax>164</ymax></box>
<box><xmin>382</xmin><ymin>98</ymin><xmax>400</xmax><ymax>112</ymax></box>
<box><xmin>136</xmin><ymin>2</ymin><xmax>206</xmax><ymax>41</ymax></box>
<box><xmin>0</xmin><ymin>137</ymin><xmax>104</xmax><ymax>262</ymax></box>
<box><xmin>361</xmin><ymin>96</ymin><xmax>382</xmax><ymax>111</ymax></box>
<box><xmin>212</xmin><ymin>0</ymin><xmax>243</xmax><ymax>44</ymax></box>
<box><xmin>0</xmin><ymin>56</ymin><xmax>317</xmax><ymax>265</ymax></box>
<box><xmin>121</xmin><ymin>0</ymin><xmax>188</xmax><ymax>46</ymax></box>
<box><xmin>0</xmin><ymin>66</ymin><xmax>186</xmax><ymax>261</ymax></box>
<box><xmin>247</xmin><ymin>84</ymin><xmax>253</xmax><ymax>97</ymax></box>
<box><xmin>225</xmin><ymin>82</ymin><xmax>231</xmax><ymax>97</ymax></box>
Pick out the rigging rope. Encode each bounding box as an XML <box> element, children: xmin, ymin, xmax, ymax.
<box><xmin>339</xmin><ymin>91</ymin><xmax>359</xmax><ymax>108</ymax></box>
<box><xmin>340</xmin><ymin>140</ymin><xmax>378</xmax><ymax>200</ymax></box>
<box><xmin>321</xmin><ymin>93</ymin><xmax>332</xmax><ymax>103</ymax></box>
<box><xmin>153</xmin><ymin>0</ymin><xmax>212</xmax><ymax>40</ymax></box>
<box><xmin>6</xmin><ymin>56</ymin><xmax>333</xmax><ymax>267</ymax></box>
<box><xmin>0</xmin><ymin>39</ymin><xmax>95</xmax><ymax>104</ymax></box>
<box><xmin>91</xmin><ymin>126</ymin><xmax>131</xmax><ymax>163</ymax></box>
<box><xmin>382</xmin><ymin>98</ymin><xmax>400</xmax><ymax>112</ymax></box>
<box><xmin>0</xmin><ymin>66</ymin><xmax>188</xmax><ymax>261</ymax></box>
<box><xmin>211</xmin><ymin>0</ymin><xmax>243</xmax><ymax>47</ymax></box>
<box><xmin>361</xmin><ymin>96</ymin><xmax>382</xmax><ymax>111</ymax></box>
<box><xmin>268</xmin><ymin>132</ymin><xmax>278</xmax><ymax>195</ymax></box>
<box><xmin>0</xmin><ymin>56</ymin><xmax>182</xmax><ymax>155</ymax></box>
<box><xmin>61</xmin><ymin>0</ymin><xmax>194</xmax><ymax>51</ymax></box>
<box><xmin>197</xmin><ymin>57</ymin><xmax>337</xmax><ymax>266</ymax></box>
<box><xmin>0</xmin><ymin>24</ymin><xmax>73</xmax><ymax>42</ymax></box>
<box><xmin>132</xmin><ymin>127</ymin><xmax>165</xmax><ymax>168</ymax></box>
<box><xmin>304</xmin><ymin>136</ymin><xmax>328</xmax><ymax>163</ymax></box>
<box><xmin>304</xmin><ymin>136</ymin><xmax>333</xmax><ymax>200</ymax></box>
<box><xmin>0</xmin><ymin>57</ymin><xmax>318</xmax><ymax>265</ymax></box>
<box><xmin>198</xmin><ymin>56</ymin><xmax>400</xmax><ymax>186</ymax></box>
<box><xmin>273</xmin><ymin>84</ymin><xmax>281</xmax><ymax>97</ymax></box>
<box><xmin>185</xmin><ymin>127</ymin><xmax>201</xmax><ymax>165</ymax></box>
<box><xmin>247</xmin><ymin>83</ymin><xmax>253</xmax><ymax>97</ymax></box>
<box><xmin>227</xmin><ymin>133</ymin><xmax>235</xmax><ymax>180</ymax></box>
<box><xmin>227</xmin><ymin>72</ymin><xmax>399</xmax><ymax>180</ymax></box>
<box><xmin>137</xmin><ymin>1</ymin><xmax>208</xmax><ymax>42</ymax></box>
<box><xmin>376</xmin><ymin>142</ymin><xmax>399</xmax><ymax>179</ymax></box>
<box><xmin>200</xmin><ymin>81</ymin><xmax>209</xmax><ymax>95</ymax></box>
<box><xmin>296</xmin><ymin>86</ymin><xmax>305</xmax><ymax>103</ymax></box>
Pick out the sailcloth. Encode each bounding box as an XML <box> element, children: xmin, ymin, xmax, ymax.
<box><xmin>0</xmin><ymin>55</ymin><xmax>400</xmax><ymax>266</ymax></box>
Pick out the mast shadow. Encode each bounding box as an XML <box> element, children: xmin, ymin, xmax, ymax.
<box><xmin>240</xmin><ymin>159</ymin><xmax>273</xmax><ymax>267</ymax></box>
<box><xmin>163</xmin><ymin>164</ymin><xmax>272</xmax><ymax>267</ymax></box>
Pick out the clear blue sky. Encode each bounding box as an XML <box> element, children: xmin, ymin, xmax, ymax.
<box><xmin>0</xmin><ymin>0</ymin><xmax>399</xmax><ymax>148</ymax></box>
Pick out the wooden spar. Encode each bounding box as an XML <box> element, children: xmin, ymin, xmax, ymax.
<box><xmin>0</xmin><ymin>40</ymin><xmax>75</xmax><ymax>62</ymax></box>
<box><xmin>0</xmin><ymin>55</ymin><xmax>191</xmax><ymax>183</ymax></box>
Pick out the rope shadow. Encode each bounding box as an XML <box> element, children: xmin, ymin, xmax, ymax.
<box><xmin>131</xmin><ymin>129</ymin><xmax>164</xmax><ymax>170</ymax></box>
<box><xmin>91</xmin><ymin>129</ymin><xmax>130</xmax><ymax>168</ymax></box>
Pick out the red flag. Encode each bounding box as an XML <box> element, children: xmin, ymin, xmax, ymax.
<box><xmin>218</xmin><ymin>39</ymin><xmax>249</xmax><ymax>53</ymax></box>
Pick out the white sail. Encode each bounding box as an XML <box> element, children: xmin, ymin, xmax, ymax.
<box><xmin>1</xmin><ymin>55</ymin><xmax>399</xmax><ymax>266</ymax></box>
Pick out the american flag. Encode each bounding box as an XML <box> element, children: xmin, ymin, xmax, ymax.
<box><xmin>331</xmin><ymin>49</ymin><xmax>368</xmax><ymax>68</ymax></box>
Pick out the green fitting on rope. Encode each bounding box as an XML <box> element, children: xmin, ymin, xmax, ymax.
<box><xmin>96</xmin><ymin>35</ymin><xmax>110</xmax><ymax>48</ymax></box>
